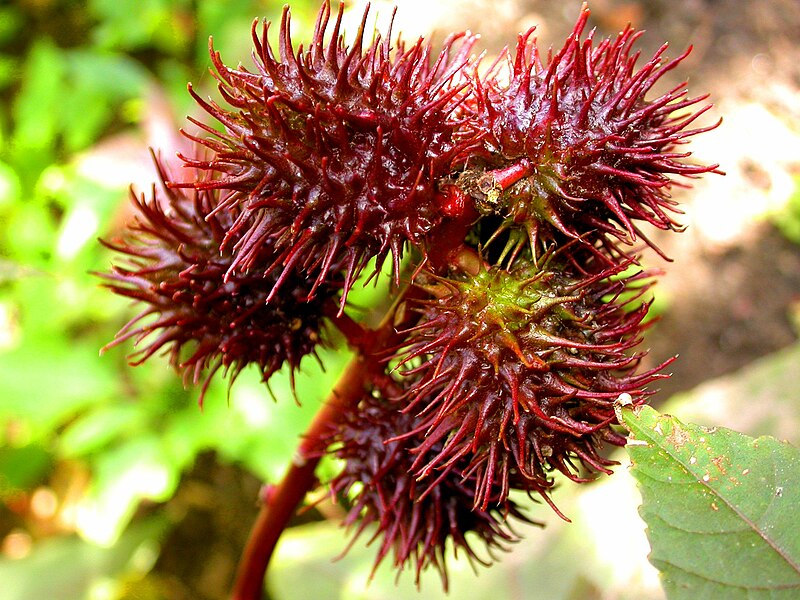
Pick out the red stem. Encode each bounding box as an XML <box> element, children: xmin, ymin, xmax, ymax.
<box><xmin>230</xmin><ymin>356</ymin><xmax>371</xmax><ymax>600</ymax></box>
<box><xmin>230</xmin><ymin>288</ymin><xmax>420</xmax><ymax>599</ymax></box>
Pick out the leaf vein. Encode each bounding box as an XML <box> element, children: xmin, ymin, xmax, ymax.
<box><xmin>632</xmin><ymin>424</ymin><xmax>800</xmax><ymax>576</ymax></box>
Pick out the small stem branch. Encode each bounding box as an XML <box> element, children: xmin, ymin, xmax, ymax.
<box><xmin>325</xmin><ymin>303</ymin><xmax>369</xmax><ymax>351</ymax></box>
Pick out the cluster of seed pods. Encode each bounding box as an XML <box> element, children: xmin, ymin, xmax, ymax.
<box><xmin>102</xmin><ymin>1</ymin><xmax>718</xmax><ymax>587</ymax></box>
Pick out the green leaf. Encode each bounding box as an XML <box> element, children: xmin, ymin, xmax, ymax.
<box><xmin>58</xmin><ymin>50</ymin><xmax>146</xmax><ymax>152</ymax></box>
<box><xmin>58</xmin><ymin>404</ymin><xmax>144</xmax><ymax>457</ymax></box>
<box><xmin>0</xmin><ymin>339</ymin><xmax>118</xmax><ymax>439</ymax></box>
<box><xmin>620</xmin><ymin>405</ymin><xmax>800</xmax><ymax>599</ymax></box>
<box><xmin>0</xmin><ymin>7</ymin><xmax>22</xmax><ymax>45</ymax></box>
<box><xmin>0</xmin><ymin>444</ymin><xmax>52</xmax><ymax>495</ymax></box>
<box><xmin>0</xmin><ymin>54</ymin><xmax>18</xmax><ymax>90</ymax></box>
<box><xmin>11</xmin><ymin>39</ymin><xmax>64</xmax><ymax>157</ymax></box>
<box><xmin>0</xmin><ymin>160</ymin><xmax>21</xmax><ymax>208</ymax></box>
<box><xmin>89</xmin><ymin>0</ymin><xmax>192</xmax><ymax>53</ymax></box>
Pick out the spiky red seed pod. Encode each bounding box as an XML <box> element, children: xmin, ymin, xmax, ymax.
<box><xmin>176</xmin><ymin>1</ymin><xmax>480</xmax><ymax>304</ymax></box>
<box><xmin>395</xmin><ymin>252</ymin><xmax>670</xmax><ymax>510</ymax></box>
<box><xmin>99</xmin><ymin>159</ymin><xmax>335</xmax><ymax>403</ymax></box>
<box><xmin>321</xmin><ymin>390</ymin><xmax>536</xmax><ymax>590</ymax></box>
<box><xmin>466</xmin><ymin>5</ymin><xmax>720</xmax><ymax>253</ymax></box>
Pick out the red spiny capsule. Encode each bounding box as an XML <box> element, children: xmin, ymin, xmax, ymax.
<box><xmin>321</xmin><ymin>390</ymin><xmax>537</xmax><ymax>589</ymax></box>
<box><xmin>395</xmin><ymin>251</ymin><xmax>671</xmax><ymax>511</ymax></box>
<box><xmin>466</xmin><ymin>4</ymin><xmax>721</xmax><ymax>253</ymax></box>
<box><xmin>99</xmin><ymin>158</ymin><xmax>335</xmax><ymax>404</ymax></box>
<box><xmin>176</xmin><ymin>1</ymin><xmax>480</xmax><ymax>305</ymax></box>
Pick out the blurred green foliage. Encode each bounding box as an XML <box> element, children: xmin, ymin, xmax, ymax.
<box><xmin>0</xmin><ymin>1</ymin><xmax>334</xmax><ymax>597</ymax></box>
<box><xmin>772</xmin><ymin>175</ymin><xmax>800</xmax><ymax>246</ymax></box>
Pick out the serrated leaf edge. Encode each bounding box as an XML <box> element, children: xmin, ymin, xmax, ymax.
<box><xmin>618</xmin><ymin>404</ymin><xmax>800</xmax><ymax>583</ymax></box>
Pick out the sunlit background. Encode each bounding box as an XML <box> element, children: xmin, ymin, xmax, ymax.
<box><xmin>1</xmin><ymin>1</ymin><xmax>799</xmax><ymax>599</ymax></box>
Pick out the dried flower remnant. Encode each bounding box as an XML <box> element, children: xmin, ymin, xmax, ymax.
<box><xmin>100</xmin><ymin>159</ymin><xmax>335</xmax><ymax>403</ymax></box>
